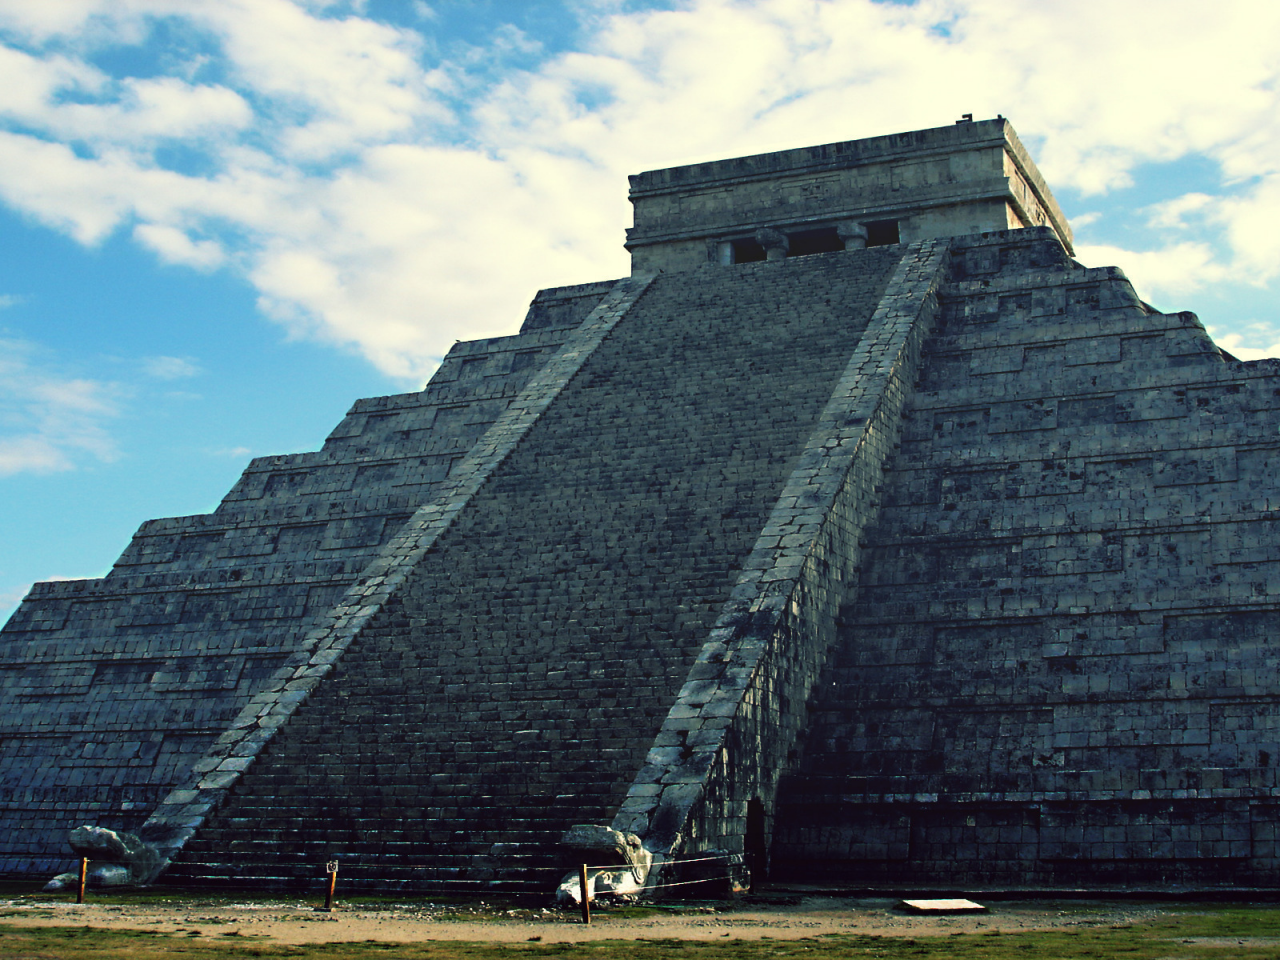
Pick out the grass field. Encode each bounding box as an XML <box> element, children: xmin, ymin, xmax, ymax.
<box><xmin>5</xmin><ymin>906</ymin><xmax>1280</xmax><ymax>960</ymax></box>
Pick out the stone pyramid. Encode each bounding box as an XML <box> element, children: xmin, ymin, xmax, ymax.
<box><xmin>4</xmin><ymin>118</ymin><xmax>1279</xmax><ymax>893</ymax></box>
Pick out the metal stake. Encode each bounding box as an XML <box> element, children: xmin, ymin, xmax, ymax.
<box><xmin>76</xmin><ymin>857</ymin><xmax>88</xmax><ymax>904</ymax></box>
<box><xmin>579</xmin><ymin>863</ymin><xmax>591</xmax><ymax>925</ymax></box>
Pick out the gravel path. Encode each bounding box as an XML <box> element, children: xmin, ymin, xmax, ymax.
<box><xmin>0</xmin><ymin>895</ymin><xmax>1175</xmax><ymax>944</ymax></box>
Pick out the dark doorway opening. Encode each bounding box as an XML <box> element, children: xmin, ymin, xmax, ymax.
<box><xmin>786</xmin><ymin>227</ymin><xmax>844</xmax><ymax>257</ymax></box>
<box><xmin>745</xmin><ymin>797</ymin><xmax>767</xmax><ymax>889</ymax></box>
<box><xmin>731</xmin><ymin>238</ymin><xmax>767</xmax><ymax>263</ymax></box>
<box><xmin>866</xmin><ymin>219</ymin><xmax>900</xmax><ymax>247</ymax></box>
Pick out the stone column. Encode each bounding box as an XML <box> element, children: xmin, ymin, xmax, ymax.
<box><xmin>754</xmin><ymin>228</ymin><xmax>789</xmax><ymax>261</ymax></box>
<box><xmin>837</xmin><ymin>221</ymin><xmax>868</xmax><ymax>251</ymax></box>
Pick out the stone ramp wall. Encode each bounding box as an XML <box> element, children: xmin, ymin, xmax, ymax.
<box><xmin>0</xmin><ymin>316</ymin><xmax>584</xmax><ymax>878</ymax></box>
<box><xmin>167</xmin><ymin>247</ymin><xmax>901</xmax><ymax>889</ymax></box>
<box><xmin>772</xmin><ymin>230</ymin><xmax>1280</xmax><ymax>887</ymax></box>
<box><xmin>518</xmin><ymin>280</ymin><xmax>618</xmax><ymax>333</ymax></box>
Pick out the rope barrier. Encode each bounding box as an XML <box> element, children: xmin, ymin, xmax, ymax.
<box><xmin>171</xmin><ymin>860</ymin><xmax>560</xmax><ymax>873</ymax></box>
<box><xmin>582</xmin><ymin>853</ymin><xmax>742</xmax><ymax>871</ymax></box>
<box><xmin>294</xmin><ymin>857</ymin><xmax>743</xmax><ymax>882</ymax></box>
<box><xmin>164</xmin><ymin>852</ymin><xmax>738</xmax><ymax>875</ymax></box>
<box><xmin>652</xmin><ymin>874</ymin><xmax>737</xmax><ymax>890</ymax></box>
<box><xmin>7</xmin><ymin>849</ymin><xmax>743</xmax><ymax>897</ymax></box>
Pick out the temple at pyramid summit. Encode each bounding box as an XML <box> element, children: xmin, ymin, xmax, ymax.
<box><xmin>5</xmin><ymin>117</ymin><xmax>1280</xmax><ymax>894</ymax></box>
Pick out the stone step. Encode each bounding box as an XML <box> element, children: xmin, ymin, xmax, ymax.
<box><xmin>183</xmin><ymin>250</ymin><xmax>902</xmax><ymax>883</ymax></box>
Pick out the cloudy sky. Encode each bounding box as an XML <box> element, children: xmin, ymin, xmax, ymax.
<box><xmin>2</xmin><ymin>0</ymin><xmax>1278</xmax><ymax>620</ymax></box>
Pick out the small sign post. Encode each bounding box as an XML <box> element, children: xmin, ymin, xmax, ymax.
<box><xmin>319</xmin><ymin>860</ymin><xmax>339</xmax><ymax>912</ymax></box>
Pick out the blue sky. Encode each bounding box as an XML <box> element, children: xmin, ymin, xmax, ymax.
<box><xmin>2</xmin><ymin>0</ymin><xmax>1279</xmax><ymax>620</ymax></box>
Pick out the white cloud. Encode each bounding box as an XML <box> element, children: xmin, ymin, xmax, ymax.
<box><xmin>203</xmin><ymin>0</ymin><xmax>448</xmax><ymax>161</ymax></box>
<box><xmin>0</xmin><ymin>581</ymin><xmax>30</xmax><ymax>619</ymax></box>
<box><xmin>1075</xmin><ymin>172</ymin><xmax>1280</xmax><ymax>302</ymax></box>
<box><xmin>0</xmin><ymin>0</ymin><xmax>1276</xmax><ymax>379</ymax></box>
<box><xmin>0</xmin><ymin>0</ymin><xmax>131</xmax><ymax>42</ymax></box>
<box><xmin>1207</xmin><ymin>318</ymin><xmax>1280</xmax><ymax>362</ymax></box>
<box><xmin>134</xmin><ymin>223</ymin><xmax>226</xmax><ymax>268</ymax></box>
<box><xmin>52</xmin><ymin>76</ymin><xmax>252</xmax><ymax>145</ymax></box>
<box><xmin>1213</xmin><ymin>334</ymin><xmax>1280</xmax><ymax>363</ymax></box>
<box><xmin>0</xmin><ymin>42</ymin><xmax>106</xmax><ymax>119</ymax></box>
<box><xmin>1146</xmin><ymin>193</ymin><xmax>1217</xmax><ymax>232</ymax></box>
<box><xmin>1074</xmin><ymin>240</ymin><xmax>1230</xmax><ymax>301</ymax></box>
<box><xmin>1215</xmin><ymin>174</ymin><xmax>1280</xmax><ymax>282</ymax></box>
<box><xmin>142</xmin><ymin>355</ymin><xmax>201</xmax><ymax>380</ymax></box>
<box><xmin>0</xmin><ymin>338</ymin><xmax>122</xmax><ymax>476</ymax></box>
<box><xmin>246</xmin><ymin>142</ymin><xmax>623</xmax><ymax>375</ymax></box>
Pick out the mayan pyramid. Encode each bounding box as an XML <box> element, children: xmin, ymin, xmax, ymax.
<box><xmin>4</xmin><ymin>118</ymin><xmax>1279</xmax><ymax>893</ymax></box>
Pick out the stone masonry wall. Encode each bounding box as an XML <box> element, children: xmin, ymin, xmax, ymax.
<box><xmin>140</xmin><ymin>273</ymin><xmax>656</xmax><ymax>879</ymax></box>
<box><xmin>166</xmin><ymin>246</ymin><xmax>902</xmax><ymax>888</ymax></box>
<box><xmin>627</xmin><ymin>120</ymin><xmax>1071</xmax><ymax>272</ymax></box>
<box><xmin>772</xmin><ymin>229</ymin><xmax>1280</xmax><ymax>888</ymax></box>
<box><xmin>0</xmin><ymin>284</ymin><xmax>608</xmax><ymax>877</ymax></box>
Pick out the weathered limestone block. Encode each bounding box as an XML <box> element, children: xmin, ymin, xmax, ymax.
<box><xmin>43</xmin><ymin>826</ymin><xmax>164</xmax><ymax>889</ymax></box>
<box><xmin>770</xmin><ymin>229</ymin><xmax>1280</xmax><ymax>888</ymax></box>
<box><xmin>555</xmin><ymin>824</ymin><xmax>652</xmax><ymax>904</ymax></box>
<box><xmin>667</xmin><ymin>849</ymin><xmax>750</xmax><ymax>896</ymax></box>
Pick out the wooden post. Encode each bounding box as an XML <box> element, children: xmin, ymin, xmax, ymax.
<box><xmin>76</xmin><ymin>857</ymin><xmax>88</xmax><ymax>904</ymax></box>
<box><xmin>578</xmin><ymin>863</ymin><xmax>590</xmax><ymax>925</ymax></box>
<box><xmin>321</xmin><ymin>860</ymin><xmax>338</xmax><ymax>912</ymax></box>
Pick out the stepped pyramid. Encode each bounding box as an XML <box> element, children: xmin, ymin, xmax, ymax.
<box><xmin>4</xmin><ymin>118</ymin><xmax>1280</xmax><ymax>893</ymax></box>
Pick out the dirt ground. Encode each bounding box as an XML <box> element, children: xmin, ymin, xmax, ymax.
<box><xmin>0</xmin><ymin>893</ymin><xmax>1177</xmax><ymax>945</ymax></box>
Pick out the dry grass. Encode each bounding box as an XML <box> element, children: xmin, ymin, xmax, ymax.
<box><xmin>5</xmin><ymin>906</ymin><xmax>1280</xmax><ymax>960</ymax></box>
